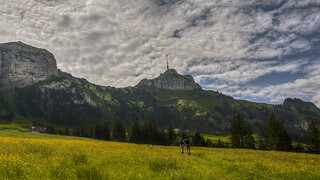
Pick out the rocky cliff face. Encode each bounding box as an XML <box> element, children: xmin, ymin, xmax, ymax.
<box><xmin>37</xmin><ymin>78</ymin><xmax>97</xmax><ymax>106</ymax></box>
<box><xmin>0</xmin><ymin>42</ymin><xmax>58</xmax><ymax>90</ymax></box>
<box><xmin>136</xmin><ymin>69</ymin><xmax>202</xmax><ymax>90</ymax></box>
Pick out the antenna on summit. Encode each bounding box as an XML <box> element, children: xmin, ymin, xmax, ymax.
<box><xmin>166</xmin><ymin>54</ymin><xmax>169</xmax><ymax>70</ymax></box>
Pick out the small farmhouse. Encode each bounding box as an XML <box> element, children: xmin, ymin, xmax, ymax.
<box><xmin>30</xmin><ymin>126</ymin><xmax>47</xmax><ymax>133</ymax></box>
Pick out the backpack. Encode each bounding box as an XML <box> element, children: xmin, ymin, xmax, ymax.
<box><xmin>185</xmin><ymin>139</ymin><xmax>190</xmax><ymax>144</ymax></box>
<box><xmin>179</xmin><ymin>139</ymin><xmax>184</xmax><ymax>144</ymax></box>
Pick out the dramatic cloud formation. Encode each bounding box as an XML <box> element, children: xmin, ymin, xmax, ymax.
<box><xmin>1</xmin><ymin>0</ymin><xmax>320</xmax><ymax>106</ymax></box>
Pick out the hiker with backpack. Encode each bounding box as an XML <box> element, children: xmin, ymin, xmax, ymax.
<box><xmin>178</xmin><ymin>137</ymin><xmax>185</xmax><ymax>154</ymax></box>
<box><xmin>184</xmin><ymin>137</ymin><xmax>192</xmax><ymax>155</ymax></box>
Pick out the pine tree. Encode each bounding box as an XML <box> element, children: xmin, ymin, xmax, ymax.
<box><xmin>71</xmin><ymin>127</ymin><xmax>76</xmax><ymax>136</ymax></box>
<box><xmin>230</xmin><ymin>113</ymin><xmax>242</xmax><ymax>148</ymax></box>
<box><xmin>294</xmin><ymin>142</ymin><xmax>305</xmax><ymax>151</ymax></box>
<box><xmin>50</xmin><ymin>125</ymin><xmax>56</xmax><ymax>134</ymax></box>
<box><xmin>306</xmin><ymin>120</ymin><xmax>319</xmax><ymax>150</ymax></box>
<box><xmin>65</xmin><ymin>127</ymin><xmax>70</xmax><ymax>136</ymax></box>
<box><xmin>244</xmin><ymin>123</ymin><xmax>255</xmax><ymax>149</ymax></box>
<box><xmin>129</xmin><ymin>121</ymin><xmax>142</xmax><ymax>143</ymax></box>
<box><xmin>141</xmin><ymin>121</ymin><xmax>149</xmax><ymax>144</ymax></box>
<box><xmin>230</xmin><ymin>113</ymin><xmax>255</xmax><ymax>149</ymax></box>
<box><xmin>193</xmin><ymin>131</ymin><xmax>202</xmax><ymax>146</ymax></box>
<box><xmin>76</xmin><ymin>128</ymin><xmax>80</xmax><ymax>137</ymax></box>
<box><xmin>139</xmin><ymin>121</ymin><xmax>167</xmax><ymax>145</ymax></box>
<box><xmin>80</xmin><ymin>126</ymin><xmax>87</xmax><ymax>137</ymax></box>
<box><xmin>4</xmin><ymin>111</ymin><xmax>14</xmax><ymax>121</ymax></box>
<box><xmin>167</xmin><ymin>126</ymin><xmax>176</xmax><ymax>145</ymax></box>
<box><xmin>101</xmin><ymin>121</ymin><xmax>110</xmax><ymax>141</ymax></box>
<box><xmin>257</xmin><ymin>135</ymin><xmax>267</xmax><ymax>150</ymax></box>
<box><xmin>217</xmin><ymin>138</ymin><xmax>223</xmax><ymax>148</ymax></box>
<box><xmin>206</xmin><ymin>139</ymin><xmax>213</xmax><ymax>147</ymax></box>
<box><xmin>112</xmin><ymin>122</ymin><xmax>126</xmax><ymax>142</ymax></box>
<box><xmin>46</xmin><ymin>124</ymin><xmax>51</xmax><ymax>134</ymax></box>
<box><xmin>200</xmin><ymin>136</ymin><xmax>206</xmax><ymax>146</ymax></box>
<box><xmin>159</xmin><ymin>130</ymin><xmax>168</xmax><ymax>145</ymax></box>
<box><xmin>88</xmin><ymin>126</ymin><xmax>94</xmax><ymax>138</ymax></box>
<box><xmin>278</xmin><ymin>123</ymin><xmax>292</xmax><ymax>151</ymax></box>
<box><xmin>264</xmin><ymin>113</ymin><xmax>292</xmax><ymax>151</ymax></box>
<box><xmin>265</xmin><ymin>113</ymin><xmax>278</xmax><ymax>150</ymax></box>
<box><xmin>149</xmin><ymin>121</ymin><xmax>160</xmax><ymax>144</ymax></box>
<box><xmin>94</xmin><ymin>123</ymin><xmax>101</xmax><ymax>139</ymax></box>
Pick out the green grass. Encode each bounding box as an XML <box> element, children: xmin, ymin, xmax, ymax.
<box><xmin>0</xmin><ymin>130</ymin><xmax>96</xmax><ymax>140</ymax></box>
<box><xmin>0</xmin><ymin>124</ymin><xmax>28</xmax><ymax>132</ymax></box>
<box><xmin>0</xmin><ymin>131</ymin><xmax>319</xmax><ymax>179</ymax></box>
<box><xmin>203</xmin><ymin>134</ymin><xmax>231</xmax><ymax>144</ymax></box>
<box><xmin>0</xmin><ymin>123</ymin><xmax>93</xmax><ymax>140</ymax></box>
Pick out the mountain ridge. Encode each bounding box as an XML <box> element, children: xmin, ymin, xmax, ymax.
<box><xmin>0</xmin><ymin>42</ymin><xmax>319</xmax><ymax>142</ymax></box>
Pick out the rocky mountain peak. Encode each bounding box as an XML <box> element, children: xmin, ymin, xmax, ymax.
<box><xmin>163</xmin><ymin>69</ymin><xmax>178</xmax><ymax>75</ymax></box>
<box><xmin>0</xmin><ymin>41</ymin><xmax>58</xmax><ymax>90</ymax></box>
<box><xmin>283</xmin><ymin>98</ymin><xmax>320</xmax><ymax>115</ymax></box>
<box><xmin>136</xmin><ymin>68</ymin><xmax>202</xmax><ymax>90</ymax></box>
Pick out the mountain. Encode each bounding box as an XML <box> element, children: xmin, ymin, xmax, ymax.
<box><xmin>283</xmin><ymin>98</ymin><xmax>320</xmax><ymax>117</ymax></box>
<box><xmin>136</xmin><ymin>69</ymin><xmax>202</xmax><ymax>90</ymax></box>
<box><xmin>0</xmin><ymin>42</ymin><xmax>319</xmax><ymax>142</ymax></box>
<box><xmin>0</xmin><ymin>41</ymin><xmax>58</xmax><ymax>90</ymax></box>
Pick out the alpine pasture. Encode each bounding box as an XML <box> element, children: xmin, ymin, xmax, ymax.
<box><xmin>0</xmin><ymin>131</ymin><xmax>319</xmax><ymax>180</ymax></box>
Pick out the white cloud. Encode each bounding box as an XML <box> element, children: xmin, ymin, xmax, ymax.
<box><xmin>207</xmin><ymin>62</ymin><xmax>320</xmax><ymax>108</ymax></box>
<box><xmin>0</xmin><ymin>0</ymin><xmax>319</xmax><ymax>106</ymax></box>
<box><xmin>311</xmin><ymin>92</ymin><xmax>320</xmax><ymax>108</ymax></box>
<box><xmin>190</xmin><ymin>59</ymin><xmax>307</xmax><ymax>85</ymax></box>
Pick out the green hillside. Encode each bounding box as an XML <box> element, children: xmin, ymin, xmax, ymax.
<box><xmin>0</xmin><ymin>71</ymin><xmax>319</xmax><ymax>142</ymax></box>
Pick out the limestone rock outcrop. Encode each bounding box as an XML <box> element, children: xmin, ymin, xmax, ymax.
<box><xmin>0</xmin><ymin>42</ymin><xmax>58</xmax><ymax>90</ymax></box>
<box><xmin>136</xmin><ymin>69</ymin><xmax>202</xmax><ymax>90</ymax></box>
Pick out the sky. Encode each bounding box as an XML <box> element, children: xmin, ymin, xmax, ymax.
<box><xmin>0</xmin><ymin>0</ymin><xmax>320</xmax><ymax>107</ymax></box>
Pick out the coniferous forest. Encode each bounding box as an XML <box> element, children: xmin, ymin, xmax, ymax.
<box><xmin>40</xmin><ymin>112</ymin><xmax>320</xmax><ymax>153</ymax></box>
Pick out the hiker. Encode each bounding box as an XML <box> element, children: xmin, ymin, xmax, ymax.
<box><xmin>178</xmin><ymin>137</ymin><xmax>185</xmax><ymax>154</ymax></box>
<box><xmin>184</xmin><ymin>137</ymin><xmax>192</xmax><ymax>155</ymax></box>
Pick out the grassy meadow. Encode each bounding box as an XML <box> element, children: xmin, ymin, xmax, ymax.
<box><xmin>0</xmin><ymin>130</ymin><xmax>319</xmax><ymax>180</ymax></box>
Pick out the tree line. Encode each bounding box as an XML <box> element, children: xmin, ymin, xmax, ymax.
<box><xmin>230</xmin><ymin>112</ymin><xmax>320</xmax><ymax>152</ymax></box>
<box><xmin>43</xmin><ymin>120</ymin><xmax>228</xmax><ymax>148</ymax></box>
<box><xmin>42</xmin><ymin>112</ymin><xmax>319</xmax><ymax>152</ymax></box>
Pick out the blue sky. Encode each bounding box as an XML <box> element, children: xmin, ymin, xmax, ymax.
<box><xmin>0</xmin><ymin>0</ymin><xmax>320</xmax><ymax>107</ymax></box>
